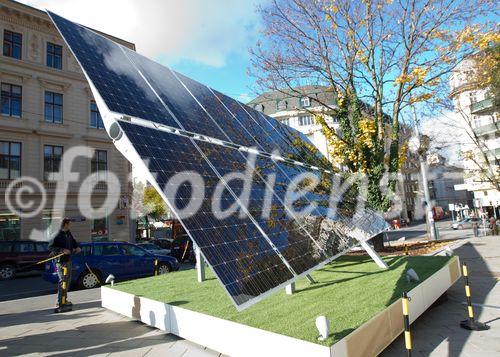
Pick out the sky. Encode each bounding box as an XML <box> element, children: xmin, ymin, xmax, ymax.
<box><xmin>20</xmin><ymin>0</ymin><xmax>269</xmax><ymax>102</ymax></box>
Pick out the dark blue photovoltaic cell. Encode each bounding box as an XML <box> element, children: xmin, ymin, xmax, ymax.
<box><xmin>243</xmin><ymin>105</ymin><xmax>333</xmax><ymax>169</ymax></box>
<box><xmin>49</xmin><ymin>11</ymin><xmax>390</xmax><ymax>310</ymax></box>
<box><xmin>196</xmin><ymin>141</ymin><xmax>329</xmax><ymax>274</ymax></box>
<box><xmin>123</xmin><ymin>48</ymin><xmax>236</xmax><ymax>141</ymax></box>
<box><xmin>118</xmin><ymin>121</ymin><xmax>293</xmax><ymax>307</ymax></box>
<box><xmin>49</xmin><ymin>10</ymin><xmax>331</xmax><ymax>170</ymax></box>
<box><xmin>47</xmin><ymin>11</ymin><xmax>180</xmax><ymax>128</ymax></box>
<box><xmin>173</xmin><ymin>72</ymin><xmax>259</xmax><ymax>148</ymax></box>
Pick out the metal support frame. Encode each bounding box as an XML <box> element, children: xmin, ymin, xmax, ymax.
<box><xmin>285</xmin><ymin>282</ymin><xmax>295</xmax><ymax>295</ymax></box>
<box><xmin>196</xmin><ymin>246</ymin><xmax>206</xmax><ymax>283</ymax></box>
<box><xmin>360</xmin><ymin>241</ymin><xmax>389</xmax><ymax>269</ymax></box>
<box><xmin>305</xmin><ymin>274</ymin><xmax>316</xmax><ymax>284</ymax></box>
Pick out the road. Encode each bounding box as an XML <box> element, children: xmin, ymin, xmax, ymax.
<box><xmin>0</xmin><ymin>273</ymin><xmax>56</xmax><ymax>302</ymax></box>
<box><xmin>384</xmin><ymin>218</ymin><xmax>476</xmax><ymax>242</ymax></box>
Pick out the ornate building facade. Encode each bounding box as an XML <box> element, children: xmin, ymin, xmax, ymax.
<box><xmin>0</xmin><ymin>0</ymin><xmax>135</xmax><ymax>242</ymax></box>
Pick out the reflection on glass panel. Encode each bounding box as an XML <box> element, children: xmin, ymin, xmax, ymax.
<box><xmin>0</xmin><ymin>141</ymin><xmax>21</xmax><ymax>179</ymax></box>
<box><xmin>0</xmin><ymin>213</ymin><xmax>21</xmax><ymax>241</ymax></box>
<box><xmin>91</xmin><ymin>215</ymin><xmax>108</xmax><ymax>241</ymax></box>
<box><xmin>42</xmin><ymin>210</ymin><xmax>62</xmax><ymax>241</ymax></box>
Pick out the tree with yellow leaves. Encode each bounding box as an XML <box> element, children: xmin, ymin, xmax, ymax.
<box><xmin>250</xmin><ymin>0</ymin><xmax>496</xmax><ymax>248</ymax></box>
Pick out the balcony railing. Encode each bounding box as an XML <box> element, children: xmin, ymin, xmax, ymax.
<box><xmin>0</xmin><ymin>180</ymin><xmax>22</xmax><ymax>190</ymax></box>
<box><xmin>470</xmin><ymin>98</ymin><xmax>494</xmax><ymax>114</ymax></box>
<box><xmin>474</xmin><ymin>121</ymin><xmax>499</xmax><ymax>136</ymax></box>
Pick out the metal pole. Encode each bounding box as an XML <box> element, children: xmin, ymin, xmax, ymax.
<box><xmin>412</xmin><ymin>107</ymin><xmax>438</xmax><ymax>241</ymax></box>
<box><xmin>402</xmin><ymin>292</ymin><xmax>412</xmax><ymax>357</ymax></box>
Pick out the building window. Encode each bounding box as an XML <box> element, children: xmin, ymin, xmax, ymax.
<box><xmin>468</xmin><ymin>91</ymin><xmax>477</xmax><ymax>105</ymax></box>
<box><xmin>91</xmin><ymin>150</ymin><xmax>108</xmax><ymax>180</ymax></box>
<box><xmin>281</xmin><ymin>118</ymin><xmax>290</xmax><ymax>126</ymax></box>
<box><xmin>298</xmin><ymin>115</ymin><xmax>314</xmax><ymax>126</ymax></box>
<box><xmin>91</xmin><ymin>216</ymin><xmax>109</xmax><ymax>241</ymax></box>
<box><xmin>0</xmin><ymin>213</ymin><xmax>21</xmax><ymax>241</ymax></box>
<box><xmin>473</xmin><ymin>116</ymin><xmax>481</xmax><ymax>128</ymax></box>
<box><xmin>47</xmin><ymin>42</ymin><xmax>62</xmax><ymax>69</ymax></box>
<box><xmin>44</xmin><ymin>91</ymin><xmax>63</xmax><ymax>123</ymax></box>
<box><xmin>1</xmin><ymin>83</ymin><xmax>22</xmax><ymax>117</ymax></box>
<box><xmin>90</xmin><ymin>101</ymin><xmax>104</xmax><ymax>129</ymax></box>
<box><xmin>277</xmin><ymin>100</ymin><xmax>287</xmax><ymax>111</ymax></box>
<box><xmin>43</xmin><ymin>145</ymin><xmax>63</xmax><ymax>180</ymax></box>
<box><xmin>0</xmin><ymin>141</ymin><xmax>21</xmax><ymax>180</ymax></box>
<box><xmin>3</xmin><ymin>30</ymin><xmax>22</xmax><ymax>59</ymax></box>
<box><xmin>300</xmin><ymin>97</ymin><xmax>310</xmax><ymax>108</ymax></box>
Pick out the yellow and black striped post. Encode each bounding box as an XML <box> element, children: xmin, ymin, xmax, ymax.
<box><xmin>463</xmin><ymin>263</ymin><xmax>474</xmax><ymax>321</ymax></box>
<box><xmin>404</xmin><ymin>244</ymin><xmax>409</xmax><ymax>256</ymax></box>
<box><xmin>460</xmin><ymin>262</ymin><xmax>490</xmax><ymax>330</ymax></box>
<box><xmin>402</xmin><ymin>292</ymin><xmax>412</xmax><ymax>356</ymax></box>
<box><xmin>61</xmin><ymin>266</ymin><xmax>68</xmax><ymax>305</ymax></box>
<box><xmin>154</xmin><ymin>259</ymin><xmax>158</xmax><ymax>276</ymax></box>
<box><xmin>54</xmin><ymin>263</ymin><xmax>72</xmax><ymax>313</ymax></box>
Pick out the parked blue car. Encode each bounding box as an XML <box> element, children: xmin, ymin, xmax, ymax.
<box><xmin>43</xmin><ymin>241</ymin><xmax>179</xmax><ymax>289</ymax></box>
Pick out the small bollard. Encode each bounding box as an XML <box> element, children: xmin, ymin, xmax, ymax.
<box><xmin>404</xmin><ymin>244</ymin><xmax>409</xmax><ymax>256</ymax></box>
<box><xmin>154</xmin><ymin>259</ymin><xmax>158</xmax><ymax>276</ymax></box>
<box><xmin>61</xmin><ymin>266</ymin><xmax>68</xmax><ymax>305</ymax></box>
<box><xmin>55</xmin><ymin>265</ymin><xmax>72</xmax><ymax>313</ymax></box>
<box><xmin>460</xmin><ymin>262</ymin><xmax>490</xmax><ymax>331</ymax></box>
<box><xmin>402</xmin><ymin>292</ymin><xmax>412</xmax><ymax>357</ymax></box>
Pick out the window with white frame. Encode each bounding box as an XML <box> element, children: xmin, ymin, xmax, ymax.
<box><xmin>277</xmin><ymin>100</ymin><xmax>287</xmax><ymax>111</ymax></box>
<box><xmin>298</xmin><ymin>115</ymin><xmax>314</xmax><ymax>126</ymax></box>
<box><xmin>300</xmin><ymin>97</ymin><xmax>310</xmax><ymax>108</ymax></box>
<box><xmin>468</xmin><ymin>91</ymin><xmax>477</xmax><ymax>105</ymax></box>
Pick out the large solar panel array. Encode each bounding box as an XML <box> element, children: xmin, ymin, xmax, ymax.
<box><xmin>48</xmin><ymin>11</ymin><xmax>388</xmax><ymax>310</ymax></box>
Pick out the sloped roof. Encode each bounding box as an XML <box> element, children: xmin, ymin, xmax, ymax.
<box><xmin>248</xmin><ymin>85</ymin><xmax>337</xmax><ymax>116</ymax></box>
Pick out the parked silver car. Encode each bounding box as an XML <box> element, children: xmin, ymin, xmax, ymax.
<box><xmin>452</xmin><ymin>218</ymin><xmax>474</xmax><ymax>230</ymax></box>
<box><xmin>452</xmin><ymin>218</ymin><xmax>489</xmax><ymax>231</ymax></box>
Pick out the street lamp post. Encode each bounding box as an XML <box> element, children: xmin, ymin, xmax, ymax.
<box><xmin>412</xmin><ymin>107</ymin><xmax>439</xmax><ymax>240</ymax></box>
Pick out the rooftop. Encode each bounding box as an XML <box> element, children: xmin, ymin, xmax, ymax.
<box><xmin>248</xmin><ymin>85</ymin><xmax>338</xmax><ymax>116</ymax></box>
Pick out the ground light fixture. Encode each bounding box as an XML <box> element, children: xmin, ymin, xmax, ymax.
<box><xmin>315</xmin><ymin>315</ymin><xmax>330</xmax><ymax>341</ymax></box>
<box><xmin>105</xmin><ymin>274</ymin><xmax>115</xmax><ymax>286</ymax></box>
<box><xmin>406</xmin><ymin>268</ymin><xmax>420</xmax><ymax>283</ymax></box>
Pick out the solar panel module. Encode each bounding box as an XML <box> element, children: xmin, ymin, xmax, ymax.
<box><xmin>47</xmin><ymin>10</ymin><xmax>389</xmax><ymax>310</ymax></box>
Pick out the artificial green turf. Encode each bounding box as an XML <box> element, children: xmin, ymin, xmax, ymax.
<box><xmin>113</xmin><ymin>255</ymin><xmax>453</xmax><ymax>346</ymax></box>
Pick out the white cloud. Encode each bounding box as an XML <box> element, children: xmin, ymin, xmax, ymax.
<box><xmin>20</xmin><ymin>0</ymin><xmax>267</xmax><ymax>67</ymax></box>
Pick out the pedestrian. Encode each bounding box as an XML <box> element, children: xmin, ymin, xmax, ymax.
<box><xmin>490</xmin><ymin>216</ymin><xmax>498</xmax><ymax>236</ymax></box>
<box><xmin>49</xmin><ymin>218</ymin><xmax>80</xmax><ymax>313</ymax></box>
<box><xmin>472</xmin><ymin>218</ymin><xmax>479</xmax><ymax>237</ymax></box>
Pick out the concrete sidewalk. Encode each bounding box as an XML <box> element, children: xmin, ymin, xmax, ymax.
<box><xmin>1</xmin><ymin>236</ymin><xmax>498</xmax><ymax>356</ymax></box>
<box><xmin>0</xmin><ymin>290</ymin><xmax>224</xmax><ymax>356</ymax></box>
<box><xmin>382</xmin><ymin>235</ymin><xmax>500</xmax><ymax>356</ymax></box>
